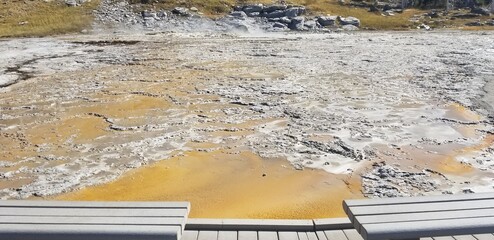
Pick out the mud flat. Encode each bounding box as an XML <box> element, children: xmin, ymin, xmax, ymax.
<box><xmin>1</xmin><ymin>31</ymin><xmax>494</xmax><ymax>217</ymax></box>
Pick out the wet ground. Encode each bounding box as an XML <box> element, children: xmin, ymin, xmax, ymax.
<box><xmin>0</xmin><ymin>31</ymin><xmax>493</xmax><ymax>218</ymax></box>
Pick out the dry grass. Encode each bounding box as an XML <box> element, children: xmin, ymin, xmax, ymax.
<box><xmin>0</xmin><ymin>0</ymin><xmax>100</xmax><ymax>38</ymax></box>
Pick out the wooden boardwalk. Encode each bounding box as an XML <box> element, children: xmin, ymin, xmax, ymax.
<box><xmin>182</xmin><ymin>229</ymin><xmax>494</xmax><ymax>240</ymax></box>
<box><xmin>183</xmin><ymin>218</ymin><xmax>494</xmax><ymax>240</ymax></box>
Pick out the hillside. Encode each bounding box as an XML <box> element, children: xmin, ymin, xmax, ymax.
<box><xmin>0</xmin><ymin>0</ymin><xmax>493</xmax><ymax>36</ymax></box>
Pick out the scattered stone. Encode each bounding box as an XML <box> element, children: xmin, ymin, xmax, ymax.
<box><xmin>65</xmin><ymin>0</ymin><xmax>77</xmax><ymax>7</ymax></box>
<box><xmin>230</xmin><ymin>11</ymin><xmax>248</xmax><ymax>19</ymax></box>
<box><xmin>172</xmin><ymin>7</ymin><xmax>190</xmax><ymax>17</ymax></box>
<box><xmin>342</xmin><ymin>24</ymin><xmax>359</xmax><ymax>30</ymax></box>
<box><xmin>242</xmin><ymin>4</ymin><xmax>263</xmax><ymax>14</ymax></box>
<box><xmin>465</xmin><ymin>20</ymin><xmax>483</xmax><ymax>26</ymax></box>
<box><xmin>418</xmin><ymin>23</ymin><xmax>431</xmax><ymax>30</ymax></box>
<box><xmin>263</xmin><ymin>10</ymin><xmax>286</xmax><ymax>19</ymax></box>
<box><xmin>263</xmin><ymin>5</ymin><xmax>287</xmax><ymax>13</ymax></box>
<box><xmin>288</xmin><ymin>16</ymin><xmax>305</xmax><ymax>30</ymax></box>
<box><xmin>273</xmin><ymin>22</ymin><xmax>287</xmax><ymax>28</ymax></box>
<box><xmin>338</xmin><ymin>16</ymin><xmax>360</xmax><ymax>27</ymax></box>
<box><xmin>317</xmin><ymin>15</ymin><xmax>337</xmax><ymax>26</ymax></box>
<box><xmin>470</xmin><ymin>7</ymin><xmax>491</xmax><ymax>16</ymax></box>
<box><xmin>190</xmin><ymin>7</ymin><xmax>198</xmax><ymax>12</ymax></box>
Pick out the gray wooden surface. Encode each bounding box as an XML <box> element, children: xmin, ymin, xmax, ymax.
<box><xmin>343</xmin><ymin>193</ymin><xmax>494</xmax><ymax>240</ymax></box>
<box><xmin>0</xmin><ymin>200</ymin><xmax>190</xmax><ymax>240</ymax></box>
<box><xmin>182</xmin><ymin>230</ymin><xmax>493</xmax><ymax>240</ymax></box>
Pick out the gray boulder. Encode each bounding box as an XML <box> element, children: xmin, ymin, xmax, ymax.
<box><xmin>263</xmin><ymin>5</ymin><xmax>287</xmax><ymax>13</ymax></box>
<box><xmin>172</xmin><ymin>7</ymin><xmax>190</xmax><ymax>16</ymax></box>
<box><xmin>65</xmin><ymin>0</ymin><xmax>77</xmax><ymax>7</ymax></box>
<box><xmin>279</xmin><ymin>16</ymin><xmax>292</xmax><ymax>24</ymax></box>
<box><xmin>242</xmin><ymin>4</ymin><xmax>263</xmax><ymax>13</ymax></box>
<box><xmin>285</xmin><ymin>7</ymin><xmax>305</xmax><ymax>18</ymax></box>
<box><xmin>465</xmin><ymin>21</ymin><xmax>483</xmax><ymax>26</ymax></box>
<box><xmin>317</xmin><ymin>15</ymin><xmax>337</xmax><ymax>26</ymax></box>
<box><xmin>342</xmin><ymin>24</ymin><xmax>359</xmax><ymax>30</ymax></box>
<box><xmin>288</xmin><ymin>17</ymin><xmax>306</xmax><ymax>30</ymax></box>
<box><xmin>339</xmin><ymin>16</ymin><xmax>360</xmax><ymax>27</ymax></box>
<box><xmin>273</xmin><ymin>22</ymin><xmax>287</xmax><ymax>28</ymax></box>
<box><xmin>246</xmin><ymin>12</ymin><xmax>260</xmax><ymax>17</ymax></box>
<box><xmin>264</xmin><ymin>10</ymin><xmax>286</xmax><ymax>19</ymax></box>
<box><xmin>471</xmin><ymin>7</ymin><xmax>491</xmax><ymax>16</ymax></box>
<box><xmin>304</xmin><ymin>20</ymin><xmax>318</xmax><ymax>29</ymax></box>
<box><xmin>141</xmin><ymin>11</ymin><xmax>155</xmax><ymax>18</ymax></box>
<box><xmin>230</xmin><ymin>11</ymin><xmax>248</xmax><ymax>19</ymax></box>
<box><xmin>487</xmin><ymin>20</ymin><xmax>494</xmax><ymax>26</ymax></box>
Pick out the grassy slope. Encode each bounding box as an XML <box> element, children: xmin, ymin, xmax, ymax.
<box><xmin>0</xmin><ymin>0</ymin><xmax>491</xmax><ymax>37</ymax></box>
<box><xmin>0</xmin><ymin>0</ymin><xmax>100</xmax><ymax>38</ymax></box>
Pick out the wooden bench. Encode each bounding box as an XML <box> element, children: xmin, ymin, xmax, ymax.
<box><xmin>343</xmin><ymin>192</ymin><xmax>494</xmax><ymax>240</ymax></box>
<box><xmin>0</xmin><ymin>200</ymin><xmax>190</xmax><ymax>240</ymax></box>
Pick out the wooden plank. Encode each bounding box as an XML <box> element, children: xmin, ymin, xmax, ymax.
<box><xmin>343</xmin><ymin>193</ymin><xmax>494</xmax><ymax>210</ymax></box>
<box><xmin>342</xmin><ymin>230</ymin><xmax>363</xmax><ymax>240</ymax></box>
<box><xmin>198</xmin><ymin>231</ymin><xmax>219</xmax><ymax>240</ymax></box>
<box><xmin>474</xmin><ymin>234</ymin><xmax>494</xmax><ymax>240</ymax></box>
<box><xmin>218</xmin><ymin>231</ymin><xmax>238</xmax><ymax>240</ymax></box>
<box><xmin>0</xmin><ymin>201</ymin><xmax>190</xmax><ymax>209</ymax></box>
<box><xmin>314</xmin><ymin>218</ymin><xmax>353</xmax><ymax>230</ymax></box>
<box><xmin>349</xmin><ymin>199</ymin><xmax>494</xmax><ymax>218</ymax></box>
<box><xmin>317</xmin><ymin>231</ymin><xmax>328</xmax><ymax>240</ymax></box>
<box><xmin>362</xmin><ymin>216</ymin><xmax>494</xmax><ymax>240</ymax></box>
<box><xmin>0</xmin><ymin>224</ymin><xmax>180</xmax><ymax>240</ymax></box>
<box><xmin>324</xmin><ymin>230</ymin><xmax>348</xmax><ymax>240</ymax></box>
<box><xmin>298</xmin><ymin>232</ymin><xmax>309</xmax><ymax>240</ymax></box>
<box><xmin>454</xmin><ymin>235</ymin><xmax>477</xmax><ymax>240</ymax></box>
<box><xmin>238</xmin><ymin>231</ymin><xmax>258</xmax><ymax>240</ymax></box>
<box><xmin>278</xmin><ymin>232</ymin><xmax>299</xmax><ymax>240</ymax></box>
<box><xmin>221</xmin><ymin>219</ymin><xmax>314</xmax><ymax>231</ymax></box>
<box><xmin>258</xmin><ymin>231</ymin><xmax>279</xmax><ymax>240</ymax></box>
<box><xmin>0</xmin><ymin>207</ymin><xmax>188</xmax><ymax>217</ymax></box>
<box><xmin>307</xmin><ymin>231</ymin><xmax>318</xmax><ymax>240</ymax></box>
<box><xmin>433</xmin><ymin>237</ymin><xmax>455</xmax><ymax>240</ymax></box>
<box><xmin>0</xmin><ymin>216</ymin><xmax>185</xmax><ymax>226</ymax></box>
<box><xmin>355</xmin><ymin>208</ymin><xmax>494</xmax><ymax>224</ymax></box>
<box><xmin>183</xmin><ymin>231</ymin><xmax>200</xmax><ymax>240</ymax></box>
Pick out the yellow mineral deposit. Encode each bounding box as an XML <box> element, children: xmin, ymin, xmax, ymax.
<box><xmin>58</xmin><ymin>151</ymin><xmax>362</xmax><ymax>219</ymax></box>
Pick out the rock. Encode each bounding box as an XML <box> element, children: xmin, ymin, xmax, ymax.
<box><xmin>471</xmin><ymin>7</ymin><xmax>491</xmax><ymax>16</ymax></box>
<box><xmin>65</xmin><ymin>0</ymin><xmax>77</xmax><ymax>7</ymax></box>
<box><xmin>418</xmin><ymin>23</ymin><xmax>431</xmax><ymax>30</ymax></box>
<box><xmin>452</xmin><ymin>13</ymin><xmax>482</xmax><ymax>18</ymax></box>
<box><xmin>279</xmin><ymin>17</ymin><xmax>292</xmax><ymax>24</ymax></box>
<box><xmin>427</xmin><ymin>11</ymin><xmax>440</xmax><ymax>18</ymax></box>
<box><xmin>317</xmin><ymin>15</ymin><xmax>337</xmax><ymax>26</ymax></box>
<box><xmin>342</xmin><ymin>24</ymin><xmax>359</xmax><ymax>31</ymax></box>
<box><xmin>465</xmin><ymin>21</ymin><xmax>483</xmax><ymax>26</ymax></box>
<box><xmin>339</xmin><ymin>16</ymin><xmax>360</xmax><ymax>27</ymax></box>
<box><xmin>246</xmin><ymin>12</ymin><xmax>260</xmax><ymax>17</ymax></box>
<box><xmin>242</xmin><ymin>4</ymin><xmax>263</xmax><ymax>14</ymax></box>
<box><xmin>273</xmin><ymin>22</ymin><xmax>287</xmax><ymax>28</ymax></box>
<box><xmin>230</xmin><ymin>11</ymin><xmax>248</xmax><ymax>19</ymax></box>
<box><xmin>263</xmin><ymin>10</ymin><xmax>286</xmax><ymax>19</ymax></box>
<box><xmin>285</xmin><ymin>7</ymin><xmax>306</xmax><ymax>18</ymax></box>
<box><xmin>486</xmin><ymin>20</ymin><xmax>494</xmax><ymax>26</ymax></box>
<box><xmin>369</xmin><ymin>5</ymin><xmax>380</xmax><ymax>12</ymax></box>
<box><xmin>157</xmin><ymin>11</ymin><xmax>167</xmax><ymax>19</ymax></box>
<box><xmin>141</xmin><ymin>11</ymin><xmax>155</xmax><ymax>18</ymax></box>
<box><xmin>288</xmin><ymin>16</ymin><xmax>305</xmax><ymax>30</ymax></box>
<box><xmin>172</xmin><ymin>7</ymin><xmax>190</xmax><ymax>17</ymax></box>
<box><xmin>383</xmin><ymin>10</ymin><xmax>395</xmax><ymax>16</ymax></box>
<box><xmin>190</xmin><ymin>7</ymin><xmax>198</xmax><ymax>12</ymax></box>
<box><xmin>263</xmin><ymin>5</ymin><xmax>287</xmax><ymax>13</ymax></box>
<box><xmin>284</xmin><ymin>8</ymin><xmax>300</xmax><ymax>18</ymax></box>
<box><xmin>304</xmin><ymin>20</ymin><xmax>317</xmax><ymax>29</ymax></box>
